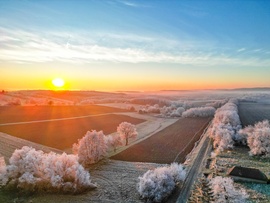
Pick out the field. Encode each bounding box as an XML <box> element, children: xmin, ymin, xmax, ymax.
<box><xmin>111</xmin><ymin>117</ymin><xmax>211</xmax><ymax>164</ymax></box>
<box><xmin>238</xmin><ymin>102</ymin><xmax>270</xmax><ymax>126</ymax></box>
<box><xmin>0</xmin><ymin>105</ymin><xmax>129</xmax><ymax>124</ymax></box>
<box><xmin>0</xmin><ymin>105</ymin><xmax>144</xmax><ymax>150</ymax></box>
<box><xmin>0</xmin><ymin>114</ymin><xmax>144</xmax><ymax>150</ymax></box>
<box><xmin>0</xmin><ymin>132</ymin><xmax>62</xmax><ymax>163</ymax></box>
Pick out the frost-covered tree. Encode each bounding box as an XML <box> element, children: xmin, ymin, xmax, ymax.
<box><xmin>117</xmin><ymin>122</ymin><xmax>138</xmax><ymax>146</ymax></box>
<box><xmin>137</xmin><ymin>163</ymin><xmax>186</xmax><ymax>202</ymax></box>
<box><xmin>73</xmin><ymin>130</ymin><xmax>108</xmax><ymax>166</ymax></box>
<box><xmin>182</xmin><ymin>107</ymin><xmax>215</xmax><ymax>118</ymax></box>
<box><xmin>209</xmin><ymin>101</ymin><xmax>242</xmax><ymax>152</ymax></box>
<box><xmin>0</xmin><ymin>146</ymin><xmax>96</xmax><ymax>193</ymax></box>
<box><xmin>240</xmin><ymin>120</ymin><xmax>270</xmax><ymax>156</ymax></box>
<box><xmin>170</xmin><ymin>107</ymin><xmax>185</xmax><ymax>117</ymax></box>
<box><xmin>211</xmin><ymin>123</ymin><xmax>235</xmax><ymax>152</ymax></box>
<box><xmin>210</xmin><ymin>176</ymin><xmax>248</xmax><ymax>203</ymax></box>
<box><xmin>105</xmin><ymin>134</ymin><xmax>123</xmax><ymax>152</ymax></box>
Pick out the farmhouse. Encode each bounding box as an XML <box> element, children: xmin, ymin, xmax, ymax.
<box><xmin>227</xmin><ymin>166</ymin><xmax>268</xmax><ymax>184</ymax></box>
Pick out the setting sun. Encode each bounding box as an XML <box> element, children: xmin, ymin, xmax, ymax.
<box><xmin>52</xmin><ymin>78</ymin><xmax>65</xmax><ymax>88</ymax></box>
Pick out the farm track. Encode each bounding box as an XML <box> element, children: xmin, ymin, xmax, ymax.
<box><xmin>111</xmin><ymin>117</ymin><xmax>212</xmax><ymax>164</ymax></box>
<box><xmin>176</xmin><ymin>135</ymin><xmax>211</xmax><ymax>203</ymax></box>
<box><xmin>238</xmin><ymin>102</ymin><xmax>270</xmax><ymax>126</ymax></box>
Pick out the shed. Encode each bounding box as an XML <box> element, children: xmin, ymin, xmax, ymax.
<box><xmin>227</xmin><ymin>166</ymin><xmax>268</xmax><ymax>184</ymax></box>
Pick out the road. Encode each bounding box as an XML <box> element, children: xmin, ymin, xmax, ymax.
<box><xmin>176</xmin><ymin>133</ymin><xmax>211</xmax><ymax>203</ymax></box>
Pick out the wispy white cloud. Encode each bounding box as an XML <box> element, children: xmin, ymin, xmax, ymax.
<box><xmin>0</xmin><ymin>27</ymin><xmax>269</xmax><ymax>67</ymax></box>
<box><xmin>237</xmin><ymin>48</ymin><xmax>245</xmax><ymax>52</ymax></box>
<box><xmin>116</xmin><ymin>0</ymin><xmax>147</xmax><ymax>8</ymax></box>
<box><xmin>253</xmin><ymin>49</ymin><xmax>262</xmax><ymax>52</ymax></box>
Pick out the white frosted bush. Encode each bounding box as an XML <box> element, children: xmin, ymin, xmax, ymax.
<box><xmin>73</xmin><ymin>130</ymin><xmax>108</xmax><ymax>166</ymax></box>
<box><xmin>0</xmin><ymin>146</ymin><xmax>96</xmax><ymax>193</ymax></box>
<box><xmin>105</xmin><ymin>134</ymin><xmax>123</xmax><ymax>152</ymax></box>
<box><xmin>210</xmin><ymin>176</ymin><xmax>248</xmax><ymax>203</ymax></box>
<box><xmin>160</xmin><ymin>106</ymin><xmax>185</xmax><ymax>117</ymax></box>
<box><xmin>137</xmin><ymin>163</ymin><xmax>186</xmax><ymax>202</ymax></box>
<box><xmin>138</xmin><ymin>104</ymin><xmax>161</xmax><ymax>114</ymax></box>
<box><xmin>117</xmin><ymin>122</ymin><xmax>138</xmax><ymax>146</ymax></box>
<box><xmin>182</xmin><ymin>107</ymin><xmax>215</xmax><ymax>118</ymax></box>
<box><xmin>170</xmin><ymin>107</ymin><xmax>185</xmax><ymax>117</ymax></box>
<box><xmin>240</xmin><ymin>120</ymin><xmax>270</xmax><ymax>156</ymax></box>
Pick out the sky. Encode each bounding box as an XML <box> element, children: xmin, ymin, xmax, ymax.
<box><xmin>1</xmin><ymin>0</ymin><xmax>270</xmax><ymax>91</ymax></box>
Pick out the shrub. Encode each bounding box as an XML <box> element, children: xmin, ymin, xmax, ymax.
<box><xmin>0</xmin><ymin>146</ymin><xmax>96</xmax><ymax>193</ymax></box>
<box><xmin>73</xmin><ymin>130</ymin><xmax>108</xmax><ymax>166</ymax></box>
<box><xmin>137</xmin><ymin>163</ymin><xmax>186</xmax><ymax>202</ymax></box>
<box><xmin>182</xmin><ymin>107</ymin><xmax>215</xmax><ymax>118</ymax></box>
<box><xmin>105</xmin><ymin>134</ymin><xmax>123</xmax><ymax>152</ymax></box>
<box><xmin>210</xmin><ymin>176</ymin><xmax>248</xmax><ymax>203</ymax></box>
<box><xmin>240</xmin><ymin>120</ymin><xmax>270</xmax><ymax>156</ymax></box>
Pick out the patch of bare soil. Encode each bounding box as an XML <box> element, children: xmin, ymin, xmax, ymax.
<box><xmin>111</xmin><ymin>117</ymin><xmax>211</xmax><ymax>164</ymax></box>
<box><xmin>238</xmin><ymin>102</ymin><xmax>270</xmax><ymax>126</ymax></box>
<box><xmin>0</xmin><ymin>114</ymin><xmax>144</xmax><ymax>150</ymax></box>
<box><xmin>0</xmin><ymin>105</ymin><xmax>129</xmax><ymax>124</ymax></box>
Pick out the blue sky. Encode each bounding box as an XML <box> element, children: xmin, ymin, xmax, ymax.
<box><xmin>1</xmin><ymin>0</ymin><xmax>270</xmax><ymax>90</ymax></box>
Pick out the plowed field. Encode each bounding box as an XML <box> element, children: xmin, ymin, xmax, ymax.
<box><xmin>0</xmin><ymin>114</ymin><xmax>144</xmax><ymax>150</ymax></box>
<box><xmin>238</xmin><ymin>102</ymin><xmax>270</xmax><ymax>126</ymax></box>
<box><xmin>111</xmin><ymin>117</ymin><xmax>211</xmax><ymax>164</ymax></box>
<box><xmin>0</xmin><ymin>105</ymin><xmax>129</xmax><ymax>124</ymax></box>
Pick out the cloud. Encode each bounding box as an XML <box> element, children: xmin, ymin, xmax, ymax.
<box><xmin>116</xmin><ymin>0</ymin><xmax>148</xmax><ymax>8</ymax></box>
<box><xmin>0</xmin><ymin>27</ymin><xmax>270</xmax><ymax>68</ymax></box>
<box><xmin>253</xmin><ymin>49</ymin><xmax>262</xmax><ymax>52</ymax></box>
<box><xmin>237</xmin><ymin>48</ymin><xmax>245</xmax><ymax>52</ymax></box>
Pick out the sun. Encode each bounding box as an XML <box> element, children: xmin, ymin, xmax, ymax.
<box><xmin>52</xmin><ymin>78</ymin><xmax>65</xmax><ymax>88</ymax></box>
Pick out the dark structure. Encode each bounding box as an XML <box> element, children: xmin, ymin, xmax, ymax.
<box><xmin>227</xmin><ymin>166</ymin><xmax>269</xmax><ymax>184</ymax></box>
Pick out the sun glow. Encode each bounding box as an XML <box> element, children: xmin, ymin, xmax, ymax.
<box><xmin>52</xmin><ymin>78</ymin><xmax>65</xmax><ymax>88</ymax></box>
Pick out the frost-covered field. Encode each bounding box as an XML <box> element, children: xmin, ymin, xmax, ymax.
<box><xmin>1</xmin><ymin>90</ymin><xmax>270</xmax><ymax>202</ymax></box>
